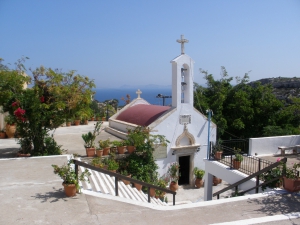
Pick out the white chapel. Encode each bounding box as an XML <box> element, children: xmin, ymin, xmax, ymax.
<box><xmin>106</xmin><ymin>35</ymin><xmax>217</xmax><ymax>186</ymax></box>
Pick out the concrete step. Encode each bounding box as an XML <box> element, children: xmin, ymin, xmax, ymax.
<box><xmin>77</xmin><ymin>159</ymin><xmax>166</xmax><ymax>206</ymax></box>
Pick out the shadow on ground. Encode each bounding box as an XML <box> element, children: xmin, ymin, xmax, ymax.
<box><xmin>32</xmin><ymin>186</ymin><xmax>79</xmax><ymax>203</ymax></box>
<box><xmin>247</xmin><ymin>193</ymin><xmax>300</xmax><ymax>216</ymax></box>
<box><xmin>0</xmin><ymin>147</ymin><xmax>19</xmax><ymax>158</ymax></box>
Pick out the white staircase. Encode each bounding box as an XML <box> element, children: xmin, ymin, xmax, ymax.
<box><xmin>77</xmin><ymin>160</ymin><xmax>167</xmax><ymax>206</ymax></box>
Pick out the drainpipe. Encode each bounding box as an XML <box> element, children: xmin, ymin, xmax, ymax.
<box><xmin>206</xmin><ymin>109</ymin><xmax>212</xmax><ymax>159</ymax></box>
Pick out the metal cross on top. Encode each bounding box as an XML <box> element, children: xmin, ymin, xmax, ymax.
<box><xmin>136</xmin><ymin>89</ymin><xmax>142</xmax><ymax>98</ymax></box>
<box><xmin>176</xmin><ymin>34</ymin><xmax>189</xmax><ymax>54</ymax></box>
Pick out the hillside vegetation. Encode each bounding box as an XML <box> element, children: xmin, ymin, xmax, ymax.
<box><xmin>194</xmin><ymin>67</ymin><xmax>300</xmax><ymax>140</ymax></box>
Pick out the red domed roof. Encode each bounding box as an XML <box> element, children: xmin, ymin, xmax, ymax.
<box><xmin>116</xmin><ymin>104</ymin><xmax>171</xmax><ymax>126</ymax></box>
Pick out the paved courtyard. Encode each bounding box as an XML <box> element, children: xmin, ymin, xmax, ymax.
<box><xmin>0</xmin><ymin>122</ymin><xmax>299</xmax><ymax>224</ymax></box>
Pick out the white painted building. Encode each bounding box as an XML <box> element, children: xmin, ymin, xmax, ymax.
<box><xmin>106</xmin><ymin>35</ymin><xmax>217</xmax><ymax>186</ymax></box>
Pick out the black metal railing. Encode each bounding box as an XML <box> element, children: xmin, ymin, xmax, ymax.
<box><xmin>73</xmin><ymin>159</ymin><xmax>177</xmax><ymax>205</ymax></box>
<box><xmin>221</xmin><ymin>139</ymin><xmax>249</xmax><ymax>154</ymax></box>
<box><xmin>210</xmin><ymin>145</ymin><xmax>274</xmax><ymax>176</ymax></box>
<box><xmin>212</xmin><ymin>157</ymin><xmax>287</xmax><ymax>199</ymax></box>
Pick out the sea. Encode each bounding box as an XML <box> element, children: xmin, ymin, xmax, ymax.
<box><xmin>93</xmin><ymin>88</ymin><xmax>172</xmax><ymax>106</ymax></box>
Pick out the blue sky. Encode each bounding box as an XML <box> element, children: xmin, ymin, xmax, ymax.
<box><xmin>1</xmin><ymin>0</ymin><xmax>299</xmax><ymax>88</ymax></box>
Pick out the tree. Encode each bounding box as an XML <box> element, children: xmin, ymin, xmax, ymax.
<box><xmin>0</xmin><ymin>58</ymin><xmax>30</xmax><ymax>108</ymax></box>
<box><xmin>1</xmin><ymin>60</ymin><xmax>95</xmax><ymax>156</ymax></box>
<box><xmin>194</xmin><ymin>67</ymin><xmax>233</xmax><ymax>138</ymax></box>
<box><xmin>194</xmin><ymin>66</ymin><xmax>286</xmax><ymax>139</ymax></box>
<box><xmin>223</xmin><ymin>81</ymin><xmax>283</xmax><ymax>138</ymax></box>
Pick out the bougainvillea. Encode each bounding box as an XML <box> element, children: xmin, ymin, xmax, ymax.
<box><xmin>1</xmin><ymin>60</ymin><xmax>95</xmax><ymax>156</ymax></box>
<box><xmin>14</xmin><ymin>107</ymin><xmax>26</xmax><ymax>122</ymax></box>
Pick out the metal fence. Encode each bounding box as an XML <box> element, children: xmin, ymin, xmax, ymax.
<box><xmin>220</xmin><ymin>139</ymin><xmax>249</xmax><ymax>155</ymax></box>
<box><xmin>210</xmin><ymin>145</ymin><xmax>273</xmax><ymax>176</ymax></box>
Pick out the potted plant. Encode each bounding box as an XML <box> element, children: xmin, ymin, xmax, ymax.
<box><xmin>65</xmin><ymin>118</ymin><xmax>72</xmax><ymax>127</ymax></box>
<box><xmin>81</xmin><ymin>121</ymin><xmax>102</xmax><ymax>157</ymax></box>
<box><xmin>99</xmin><ymin>139</ymin><xmax>111</xmax><ymax>155</ymax></box>
<box><xmin>52</xmin><ymin>160</ymin><xmax>91</xmax><ymax>197</ymax></box>
<box><xmin>95</xmin><ymin>147</ymin><xmax>103</xmax><ymax>157</ymax></box>
<box><xmin>213</xmin><ymin>176</ymin><xmax>222</xmax><ymax>186</ymax></box>
<box><xmin>132</xmin><ymin>175</ymin><xmax>143</xmax><ymax>191</ymax></box>
<box><xmin>95</xmin><ymin>113</ymin><xmax>101</xmax><ymax>121</ymax></box>
<box><xmin>111</xmin><ymin>140</ymin><xmax>126</xmax><ymax>154</ymax></box>
<box><xmin>91</xmin><ymin>157</ymin><xmax>105</xmax><ymax>168</ymax></box>
<box><xmin>79</xmin><ymin>108</ymin><xmax>92</xmax><ymax>125</ymax></box>
<box><xmin>155</xmin><ymin>177</ymin><xmax>167</xmax><ymax>199</ymax></box>
<box><xmin>283</xmin><ymin>162</ymin><xmax>300</xmax><ymax>192</ymax></box>
<box><xmin>213</xmin><ymin>144</ymin><xmax>223</xmax><ymax>160</ymax></box>
<box><xmin>106</xmin><ymin>153</ymin><xmax>119</xmax><ymax>172</ymax></box>
<box><xmin>260</xmin><ymin>164</ymin><xmax>283</xmax><ymax>191</ymax></box>
<box><xmin>167</xmin><ymin>162</ymin><xmax>180</xmax><ymax>191</ymax></box>
<box><xmin>233</xmin><ymin>148</ymin><xmax>243</xmax><ymax>169</ymax></box>
<box><xmin>124</xmin><ymin>139</ymin><xmax>135</xmax><ymax>154</ymax></box>
<box><xmin>126</xmin><ymin>126</ymin><xmax>149</xmax><ymax>151</ymax></box>
<box><xmin>193</xmin><ymin>167</ymin><xmax>205</xmax><ymax>188</ymax></box>
<box><xmin>74</xmin><ymin>113</ymin><xmax>81</xmax><ymax>126</ymax></box>
<box><xmin>4</xmin><ymin>115</ymin><xmax>16</xmax><ymax>138</ymax></box>
<box><xmin>0</xmin><ymin>129</ymin><xmax>6</xmax><ymax>139</ymax></box>
<box><xmin>120</xmin><ymin>170</ymin><xmax>131</xmax><ymax>185</ymax></box>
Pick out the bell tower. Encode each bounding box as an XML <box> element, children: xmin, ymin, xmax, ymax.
<box><xmin>171</xmin><ymin>35</ymin><xmax>194</xmax><ymax>108</ymax></box>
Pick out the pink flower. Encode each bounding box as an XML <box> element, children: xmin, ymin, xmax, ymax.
<box><xmin>14</xmin><ymin>107</ymin><xmax>26</xmax><ymax>121</ymax></box>
<box><xmin>277</xmin><ymin>158</ymin><xmax>281</xmax><ymax>162</ymax></box>
<box><xmin>12</xmin><ymin>102</ymin><xmax>18</xmax><ymax>107</ymax></box>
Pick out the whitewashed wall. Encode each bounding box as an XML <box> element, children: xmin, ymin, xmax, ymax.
<box><xmin>204</xmin><ymin>159</ymin><xmax>258</xmax><ymax>201</ymax></box>
<box><xmin>249</xmin><ymin>135</ymin><xmax>300</xmax><ymax>156</ymax></box>
<box><xmin>151</xmin><ymin>104</ymin><xmax>216</xmax><ymax>178</ymax></box>
<box><xmin>0</xmin><ymin>107</ymin><xmax>8</xmax><ymax>131</ymax></box>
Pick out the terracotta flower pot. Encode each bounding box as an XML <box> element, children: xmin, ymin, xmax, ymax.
<box><xmin>213</xmin><ymin>176</ymin><xmax>221</xmax><ymax>186</ymax></box>
<box><xmin>0</xmin><ymin>132</ymin><xmax>6</xmax><ymax>139</ymax></box>
<box><xmin>17</xmin><ymin>152</ymin><xmax>31</xmax><ymax>157</ymax></box>
<box><xmin>149</xmin><ymin>187</ymin><xmax>156</xmax><ymax>197</ymax></box>
<box><xmin>134</xmin><ymin>183</ymin><xmax>143</xmax><ymax>191</ymax></box>
<box><xmin>169</xmin><ymin>181</ymin><xmax>179</xmax><ymax>192</ymax></box>
<box><xmin>66</xmin><ymin>122</ymin><xmax>71</xmax><ymax>127</ymax></box>
<box><xmin>195</xmin><ymin>178</ymin><xmax>204</xmax><ymax>188</ymax></box>
<box><xmin>62</xmin><ymin>183</ymin><xmax>77</xmax><ymax>197</ymax></box>
<box><xmin>103</xmin><ymin>147</ymin><xmax>110</xmax><ymax>155</ymax></box>
<box><xmin>283</xmin><ymin>177</ymin><xmax>300</xmax><ymax>192</ymax></box>
<box><xmin>74</xmin><ymin>120</ymin><xmax>80</xmax><ymax>126</ymax></box>
<box><xmin>96</xmin><ymin>149</ymin><xmax>103</xmax><ymax>157</ymax></box>
<box><xmin>86</xmin><ymin>147</ymin><xmax>95</xmax><ymax>157</ymax></box>
<box><xmin>214</xmin><ymin>151</ymin><xmax>222</xmax><ymax>160</ymax></box>
<box><xmin>5</xmin><ymin>124</ymin><xmax>16</xmax><ymax>138</ymax></box>
<box><xmin>127</xmin><ymin>146</ymin><xmax>135</xmax><ymax>154</ymax></box>
<box><xmin>122</xmin><ymin>175</ymin><xmax>131</xmax><ymax>185</ymax></box>
<box><xmin>117</xmin><ymin>146</ymin><xmax>126</xmax><ymax>154</ymax></box>
<box><xmin>233</xmin><ymin>160</ymin><xmax>241</xmax><ymax>169</ymax></box>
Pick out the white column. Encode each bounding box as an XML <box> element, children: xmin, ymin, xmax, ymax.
<box><xmin>204</xmin><ymin>172</ymin><xmax>213</xmax><ymax>201</ymax></box>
